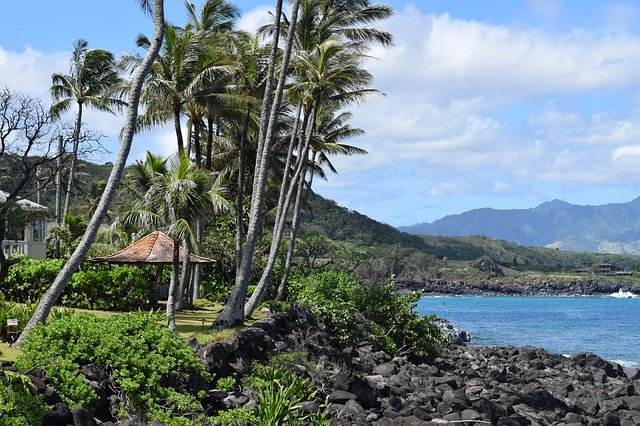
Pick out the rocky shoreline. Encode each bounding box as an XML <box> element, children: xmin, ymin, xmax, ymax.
<box><xmin>14</xmin><ymin>307</ymin><xmax>637</xmax><ymax>425</ymax></box>
<box><xmin>398</xmin><ymin>278</ymin><xmax>640</xmax><ymax>297</ymax></box>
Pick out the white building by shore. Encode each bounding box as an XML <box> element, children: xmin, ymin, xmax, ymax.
<box><xmin>1</xmin><ymin>190</ymin><xmax>50</xmax><ymax>259</ymax></box>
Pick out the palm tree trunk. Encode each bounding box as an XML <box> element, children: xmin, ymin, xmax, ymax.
<box><xmin>235</xmin><ymin>104</ymin><xmax>251</xmax><ymax>273</ymax></box>
<box><xmin>174</xmin><ymin>107</ymin><xmax>185</xmax><ymax>155</ymax></box>
<box><xmin>192</xmin><ymin>217</ymin><xmax>203</xmax><ymax>301</ymax></box>
<box><xmin>277</xmin><ymin>150</ymin><xmax>316</xmax><ymax>300</ymax></box>
<box><xmin>55</xmin><ymin>135</ymin><xmax>63</xmax><ymax>258</ymax></box>
<box><xmin>205</xmin><ymin>115</ymin><xmax>214</xmax><ymax>170</ymax></box>
<box><xmin>176</xmin><ymin>242</ymin><xmax>191</xmax><ymax>311</ymax></box>
<box><xmin>244</xmin><ymin>101</ymin><xmax>313</xmax><ymax>317</ymax></box>
<box><xmin>167</xmin><ymin>238</ymin><xmax>180</xmax><ymax>330</ymax></box>
<box><xmin>63</xmin><ymin>103</ymin><xmax>83</xmax><ymax>219</ymax></box>
<box><xmin>16</xmin><ymin>0</ymin><xmax>165</xmax><ymax>347</ymax></box>
<box><xmin>193</xmin><ymin>119</ymin><xmax>202</xmax><ymax>168</ymax></box>
<box><xmin>214</xmin><ymin>0</ymin><xmax>294</xmax><ymax>329</ymax></box>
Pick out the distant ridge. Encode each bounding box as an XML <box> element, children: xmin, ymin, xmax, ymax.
<box><xmin>398</xmin><ymin>197</ymin><xmax>640</xmax><ymax>254</ymax></box>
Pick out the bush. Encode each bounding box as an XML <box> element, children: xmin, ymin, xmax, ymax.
<box><xmin>291</xmin><ymin>270</ymin><xmax>445</xmax><ymax>359</ymax></box>
<box><xmin>65</xmin><ymin>265</ymin><xmax>150</xmax><ymax>311</ymax></box>
<box><xmin>1</xmin><ymin>259</ymin><xmax>64</xmax><ymax>302</ymax></box>
<box><xmin>1</xmin><ymin>259</ymin><xmax>150</xmax><ymax>311</ymax></box>
<box><xmin>15</xmin><ymin>312</ymin><xmax>210</xmax><ymax>421</ymax></box>
<box><xmin>242</xmin><ymin>360</ymin><xmax>328</xmax><ymax>426</ymax></box>
<box><xmin>0</xmin><ymin>370</ymin><xmax>49</xmax><ymax>426</ymax></box>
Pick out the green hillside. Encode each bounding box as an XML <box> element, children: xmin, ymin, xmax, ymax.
<box><xmin>301</xmin><ymin>193</ymin><xmax>640</xmax><ymax>283</ymax></box>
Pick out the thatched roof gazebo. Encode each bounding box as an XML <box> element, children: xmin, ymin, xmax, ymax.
<box><xmin>91</xmin><ymin>231</ymin><xmax>215</xmax><ymax>265</ymax></box>
<box><xmin>91</xmin><ymin>231</ymin><xmax>215</xmax><ymax>305</ymax></box>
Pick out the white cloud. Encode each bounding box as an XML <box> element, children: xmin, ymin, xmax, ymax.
<box><xmin>237</xmin><ymin>6</ymin><xmax>272</xmax><ymax>34</ymax></box>
<box><xmin>367</xmin><ymin>10</ymin><xmax>640</xmax><ymax>99</ymax></box>
<box><xmin>0</xmin><ymin>46</ymin><xmax>68</xmax><ymax>97</ymax></box>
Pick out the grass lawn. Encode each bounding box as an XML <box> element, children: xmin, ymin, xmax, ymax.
<box><xmin>0</xmin><ymin>303</ymin><xmax>268</xmax><ymax>363</ymax></box>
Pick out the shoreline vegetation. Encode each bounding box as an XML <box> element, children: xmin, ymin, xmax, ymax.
<box><xmin>398</xmin><ymin>277</ymin><xmax>640</xmax><ymax>297</ymax></box>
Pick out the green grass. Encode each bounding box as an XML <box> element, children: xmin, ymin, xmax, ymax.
<box><xmin>0</xmin><ymin>303</ymin><xmax>267</xmax><ymax>362</ymax></box>
<box><xmin>0</xmin><ymin>342</ymin><xmax>20</xmax><ymax>363</ymax></box>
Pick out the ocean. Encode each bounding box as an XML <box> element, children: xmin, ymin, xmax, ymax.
<box><xmin>416</xmin><ymin>292</ymin><xmax>640</xmax><ymax>368</ymax></box>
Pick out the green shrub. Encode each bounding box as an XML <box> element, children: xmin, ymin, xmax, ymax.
<box><xmin>209</xmin><ymin>408</ymin><xmax>256</xmax><ymax>426</ymax></box>
<box><xmin>65</xmin><ymin>265</ymin><xmax>149</xmax><ymax>311</ymax></box>
<box><xmin>243</xmin><ymin>364</ymin><xmax>327</xmax><ymax>426</ymax></box>
<box><xmin>0</xmin><ymin>370</ymin><xmax>49</xmax><ymax>426</ymax></box>
<box><xmin>16</xmin><ymin>312</ymin><xmax>210</xmax><ymax>420</ymax></box>
<box><xmin>291</xmin><ymin>270</ymin><xmax>445</xmax><ymax>359</ymax></box>
<box><xmin>2</xmin><ymin>259</ymin><xmax>150</xmax><ymax>311</ymax></box>
<box><xmin>1</xmin><ymin>259</ymin><xmax>64</xmax><ymax>302</ymax></box>
<box><xmin>215</xmin><ymin>374</ymin><xmax>237</xmax><ymax>392</ymax></box>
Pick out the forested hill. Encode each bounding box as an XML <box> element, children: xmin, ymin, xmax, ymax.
<box><xmin>302</xmin><ymin>193</ymin><xmax>640</xmax><ymax>276</ymax></box>
<box><xmin>398</xmin><ymin>197</ymin><xmax>640</xmax><ymax>254</ymax></box>
<box><xmin>301</xmin><ymin>194</ymin><xmax>429</xmax><ymax>250</ymax></box>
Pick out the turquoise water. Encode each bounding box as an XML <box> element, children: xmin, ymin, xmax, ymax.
<box><xmin>416</xmin><ymin>295</ymin><xmax>640</xmax><ymax>368</ymax></box>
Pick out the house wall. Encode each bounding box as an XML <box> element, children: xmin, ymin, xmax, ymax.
<box><xmin>24</xmin><ymin>216</ymin><xmax>49</xmax><ymax>260</ymax></box>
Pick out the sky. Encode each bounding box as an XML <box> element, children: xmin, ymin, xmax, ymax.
<box><xmin>2</xmin><ymin>1</ymin><xmax>640</xmax><ymax>227</ymax></box>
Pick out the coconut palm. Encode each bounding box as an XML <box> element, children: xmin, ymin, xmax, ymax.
<box><xmin>117</xmin><ymin>152</ymin><xmax>229</xmax><ymax>329</ymax></box>
<box><xmin>214</xmin><ymin>0</ymin><xmax>302</xmax><ymax>329</ymax></box>
<box><xmin>50</xmin><ymin>39</ymin><xmax>126</xmax><ymax>220</ymax></box>
<box><xmin>243</xmin><ymin>0</ymin><xmax>392</xmax><ymax>315</ymax></box>
<box><xmin>18</xmin><ymin>0</ymin><xmax>165</xmax><ymax>346</ymax></box>
<box><xmin>243</xmin><ymin>36</ymin><xmax>377</xmax><ymax>316</ymax></box>
<box><xmin>276</xmin><ymin>105</ymin><xmax>366</xmax><ymax>299</ymax></box>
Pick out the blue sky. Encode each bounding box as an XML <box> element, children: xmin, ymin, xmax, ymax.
<box><xmin>2</xmin><ymin>1</ymin><xmax>640</xmax><ymax>227</ymax></box>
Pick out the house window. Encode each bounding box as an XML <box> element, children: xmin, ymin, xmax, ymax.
<box><xmin>32</xmin><ymin>217</ymin><xmax>45</xmax><ymax>242</ymax></box>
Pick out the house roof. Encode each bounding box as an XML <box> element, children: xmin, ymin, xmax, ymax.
<box><xmin>0</xmin><ymin>190</ymin><xmax>48</xmax><ymax>212</ymax></box>
<box><xmin>90</xmin><ymin>231</ymin><xmax>216</xmax><ymax>265</ymax></box>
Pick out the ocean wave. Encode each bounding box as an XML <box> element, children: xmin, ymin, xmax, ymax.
<box><xmin>609</xmin><ymin>289</ymin><xmax>639</xmax><ymax>299</ymax></box>
<box><xmin>611</xmin><ymin>359</ymin><xmax>640</xmax><ymax>368</ymax></box>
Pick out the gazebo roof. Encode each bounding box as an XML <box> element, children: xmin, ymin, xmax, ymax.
<box><xmin>91</xmin><ymin>231</ymin><xmax>215</xmax><ymax>265</ymax></box>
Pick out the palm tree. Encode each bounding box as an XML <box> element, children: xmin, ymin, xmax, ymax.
<box><xmin>17</xmin><ymin>0</ymin><xmax>166</xmax><ymax>346</ymax></box>
<box><xmin>244</xmin><ymin>37</ymin><xmax>377</xmax><ymax>316</ymax></box>
<box><xmin>214</xmin><ymin>0</ymin><xmax>302</xmax><ymax>329</ymax></box>
<box><xmin>118</xmin><ymin>152</ymin><xmax>228</xmax><ymax>329</ymax></box>
<box><xmin>51</xmin><ymin>39</ymin><xmax>126</xmax><ymax>220</ymax></box>
<box><xmin>243</xmin><ymin>0</ymin><xmax>392</xmax><ymax>315</ymax></box>
<box><xmin>276</xmin><ymin>105</ymin><xmax>366</xmax><ymax>299</ymax></box>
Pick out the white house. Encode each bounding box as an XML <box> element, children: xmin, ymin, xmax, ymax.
<box><xmin>1</xmin><ymin>190</ymin><xmax>50</xmax><ymax>259</ymax></box>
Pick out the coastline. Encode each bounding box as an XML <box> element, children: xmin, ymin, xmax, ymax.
<box><xmin>13</xmin><ymin>307</ymin><xmax>640</xmax><ymax>424</ymax></box>
<box><xmin>398</xmin><ymin>277</ymin><xmax>640</xmax><ymax>297</ymax></box>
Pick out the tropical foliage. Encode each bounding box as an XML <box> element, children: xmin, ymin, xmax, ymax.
<box><xmin>15</xmin><ymin>312</ymin><xmax>209</xmax><ymax>421</ymax></box>
<box><xmin>290</xmin><ymin>270</ymin><xmax>445</xmax><ymax>359</ymax></box>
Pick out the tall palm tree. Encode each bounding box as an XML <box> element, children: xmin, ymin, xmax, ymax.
<box><xmin>276</xmin><ymin>105</ymin><xmax>366</xmax><ymax>299</ymax></box>
<box><xmin>244</xmin><ymin>37</ymin><xmax>377</xmax><ymax>316</ymax></box>
<box><xmin>18</xmin><ymin>0</ymin><xmax>166</xmax><ymax>346</ymax></box>
<box><xmin>214</xmin><ymin>0</ymin><xmax>302</xmax><ymax>329</ymax></box>
<box><xmin>51</xmin><ymin>39</ymin><xmax>126</xmax><ymax>220</ymax></box>
<box><xmin>243</xmin><ymin>0</ymin><xmax>392</xmax><ymax>315</ymax></box>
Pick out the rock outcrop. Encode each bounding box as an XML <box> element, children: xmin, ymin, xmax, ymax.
<box><xmin>8</xmin><ymin>307</ymin><xmax>639</xmax><ymax>425</ymax></box>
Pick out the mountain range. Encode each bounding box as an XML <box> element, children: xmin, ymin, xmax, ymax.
<box><xmin>398</xmin><ymin>197</ymin><xmax>640</xmax><ymax>254</ymax></box>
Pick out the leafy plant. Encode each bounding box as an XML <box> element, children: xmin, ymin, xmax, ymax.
<box><xmin>2</xmin><ymin>259</ymin><xmax>151</xmax><ymax>311</ymax></box>
<box><xmin>0</xmin><ymin>370</ymin><xmax>49</xmax><ymax>426</ymax></box>
<box><xmin>209</xmin><ymin>408</ymin><xmax>256</xmax><ymax>426</ymax></box>
<box><xmin>215</xmin><ymin>374</ymin><xmax>237</xmax><ymax>392</ymax></box>
<box><xmin>244</xmin><ymin>364</ymin><xmax>326</xmax><ymax>426</ymax></box>
<box><xmin>16</xmin><ymin>312</ymin><xmax>210</xmax><ymax>420</ymax></box>
<box><xmin>291</xmin><ymin>270</ymin><xmax>445</xmax><ymax>359</ymax></box>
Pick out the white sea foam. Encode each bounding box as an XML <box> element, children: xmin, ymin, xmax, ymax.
<box><xmin>611</xmin><ymin>359</ymin><xmax>640</xmax><ymax>368</ymax></box>
<box><xmin>609</xmin><ymin>289</ymin><xmax>638</xmax><ymax>299</ymax></box>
